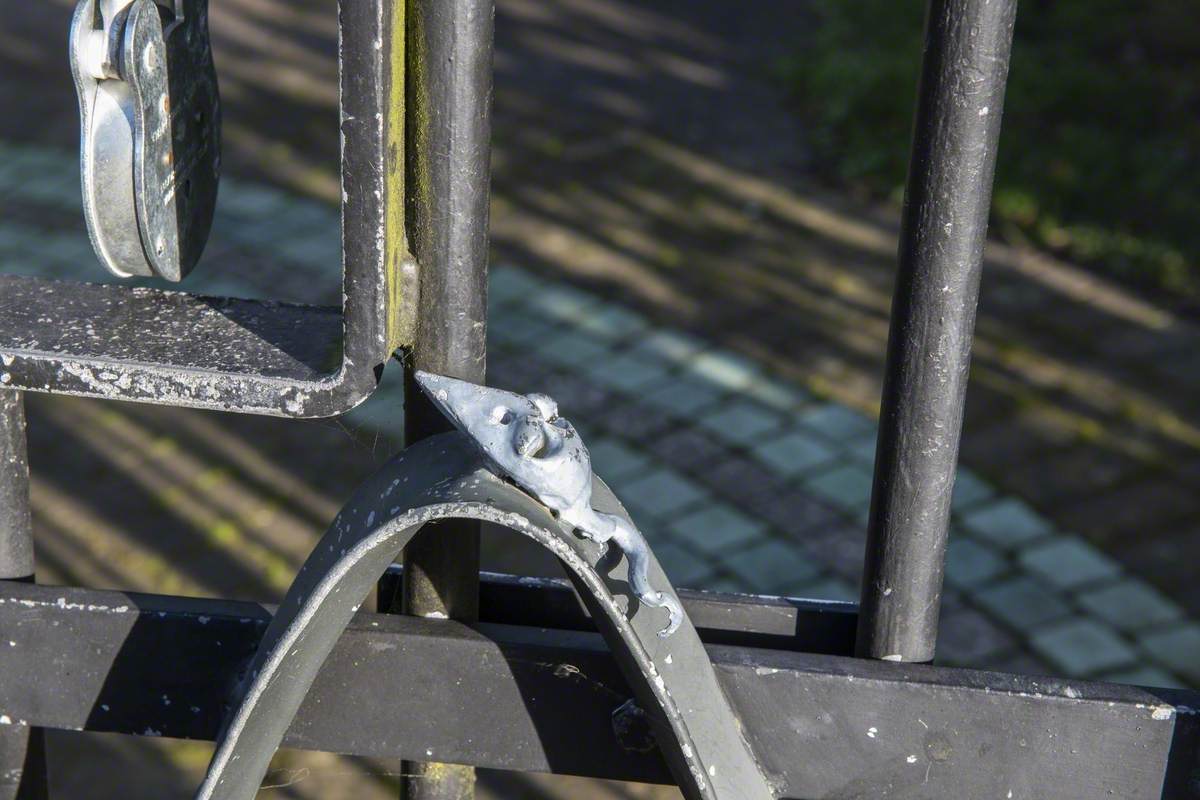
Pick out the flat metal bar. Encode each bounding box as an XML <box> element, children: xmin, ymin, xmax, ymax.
<box><xmin>379</xmin><ymin>567</ymin><xmax>858</xmax><ymax>654</ymax></box>
<box><xmin>0</xmin><ymin>392</ymin><xmax>46</xmax><ymax>800</ymax></box>
<box><xmin>398</xmin><ymin>0</ymin><xmax>494</xmax><ymax>795</ymax></box>
<box><xmin>859</xmin><ymin>0</ymin><xmax>1018</xmax><ymax>662</ymax></box>
<box><xmin>0</xmin><ymin>580</ymin><xmax>1192</xmax><ymax>799</ymax></box>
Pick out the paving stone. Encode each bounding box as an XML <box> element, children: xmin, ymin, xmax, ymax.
<box><xmin>951</xmin><ymin>468</ymin><xmax>994</xmax><ymax>511</ymax></box>
<box><xmin>697</xmin><ymin>455</ymin><xmax>789</xmax><ymax>512</ymax></box>
<box><xmin>751</xmin><ymin>430</ymin><xmax>838</xmax><ymax>477</ymax></box>
<box><xmin>740</xmin><ymin>377</ymin><xmax>811</xmax><ymax>412</ymax></box>
<box><xmin>581</xmin><ymin>351</ymin><xmax>672</xmax><ymax>393</ymax></box>
<box><xmin>798</xmin><ymin>522</ymin><xmax>867</xmax><ymax>583</ymax></box>
<box><xmin>535</xmin><ymin>372</ymin><xmax>617</xmax><ymax>417</ymax></box>
<box><xmin>586</xmin><ymin>437</ymin><xmax>652</xmax><ymax>485</ymax></box>
<box><xmin>488</xmin><ymin>355</ymin><xmax>555</xmax><ymax>395</ymax></box>
<box><xmin>531</xmin><ymin>330</ymin><xmax>611</xmax><ymax>368</ymax></box>
<box><xmin>1057</xmin><ymin>479</ymin><xmax>1197</xmax><ymax>539</ymax></box>
<box><xmin>1138</xmin><ymin>622</ymin><xmax>1200</xmax><ymax>683</ymax></box>
<box><xmin>1100</xmin><ymin>665</ymin><xmax>1186</xmax><ymax>690</ymax></box>
<box><xmin>803</xmin><ymin>463</ymin><xmax>873</xmax><ymax>513</ymax></box>
<box><xmin>1018</xmin><ymin>535</ymin><xmax>1122</xmax><ymax>591</ymax></box>
<box><xmin>488</xmin><ymin>265</ymin><xmax>543</xmax><ymax>304</ymax></box>
<box><xmin>651</xmin><ymin>541</ymin><xmax>716</xmax><ymax>588</ymax></box>
<box><xmin>488</xmin><ymin>313</ymin><xmax>559</xmax><ymax>349</ymax></box>
<box><xmin>974</xmin><ymin>576</ymin><xmax>1072</xmax><ymax>629</ymax></box>
<box><xmin>601</xmin><ymin>401</ymin><xmax>676</xmax><ymax>440</ymax></box>
<box><xmin>944</xmin><ymin>535</ymin><xmax>1009</xmax><ymax>590</ymax></box>
<box><xmin>697</xmin><ymin>399</ymin><xmax>785</xmax><ymax>446</ymax></box>
<box><xmin>1031</xmin><ymin>619</ymin><xmax>1138</xmax><ymax>676</ymax></box>
<box><xmin>667</xmin><ymin>504</ymin><xmax>766</xmax><ymax>555</ymax></box>
<box><xmin>627</xmin><ymin>329</ymin><xmax>706</xmax><ymax>364</ymax></box>
<box><xmin>795</xmin><ymin>404</ymin><xmax>875</xmax><ymax>441</ymax></box>
<box><xmin>686</xmin><ymin>350</ymin><xmax>762</xmax><ymax>391</ymax></box>
<box><xmin>619</xmin><ymin>468</ymin><xmax>707</xmax><ymax>519</ymax></box>
<box><xmin>843</xmin><ymin>433</ymin><xmax>877</xmax><ymax>466</ymax></box>
<box><xmin>574</xmin><ymin>303</ymin><xmax>649</xmax><ymax>341</ymax></box>
<box><xmin>522</xmin><ymin>283</ymin><xmax>597</xmax><ymax>322</ymax></box>
<box><xmin>937</xmin><ymin>606</ymin><xmax>1017</xmax><ymax>666</ymax></box>
<box><xmin>645</xmin><ymin>427</ymin><xmax>730</xmax><ymax>471</ymax></box>
<box><xmin>960</xmin><ymin>498</ymin><xmax>1053</xmax><ymax>549</ymax></box>
<box><xmin>757</xmin><ymin>486</ymin><xmax>842</xmax><ymax>535</ymax></box>
<box><xmin>1077</xmin><ymin>579</ymin><xmax>1184</xmax><ymax>633</ymax></box>
<box><xmin>723</xmin><ymin>538</ymin><xmax>822</xmax><ymax>591</ymax></box>
<box><xmin>640</xmin><ymin>376</ymin><xmax>726</xmax><ymax>416</ymax></box>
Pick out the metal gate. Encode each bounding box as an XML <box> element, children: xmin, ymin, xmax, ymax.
<box><xmin>2</xmin><ymin>0</ymin><xmax>1198</xmax><ymax>798</ymax></box>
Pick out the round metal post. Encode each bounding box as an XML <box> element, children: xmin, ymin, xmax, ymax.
<box><xmin>0</xmin><ymin>391</ymin><xmax>47</xmax><ymax>800</ymax></box>
<box><xmin>397</xmin><ymin>0</ymin><xmax>494</xmax><ymax>796</ymax></box>
<box><xmin>857</xmin><ymin>0</ymin><xmax>1017</xmax><ymax>663</ymax></box>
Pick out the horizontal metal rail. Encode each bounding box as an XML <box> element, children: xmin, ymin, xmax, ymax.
<box><xmin>0</xmin><ymin>579</ymin><xmax>1193</xmax><ymax>799</ymax></box>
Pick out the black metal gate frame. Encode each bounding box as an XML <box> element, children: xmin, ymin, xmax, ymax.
<box><xmin>2</xmin><ymin>0</ymin><xmax>1199</xmax><ymax>798</ymax></box>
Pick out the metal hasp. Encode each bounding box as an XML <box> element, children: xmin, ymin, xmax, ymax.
<box><xmin>195</xmin><ymin>433</ymin><xmax>774</xmax><ymax>800</ymax></box>
<box><xmin>395</xmin><ymin>0</ymin><xmax>494</xmax><ymax>796</ymax></box>
<box><xmin>0</xmin><ymin>392</ymin><xmax>47</xmax><ymax>800</ymax></box>
<box><xmin>70</xmin><ymin>0</ymin><xmax>221</xmax><ymax>281</ymax></box>
<box><xmin>416</xmin><ymin>373</ymin><xmax>684</xmax><ymax>636</ymax></box>
<box><xmin>858</xmin><ymin>0</ymin><xmax>1018</xmax><ymax>663</ymax></box>
<box><xmin>2</xmin><ymin>0</ymin><xmax>406</xmax><ymax>416</ymax></box>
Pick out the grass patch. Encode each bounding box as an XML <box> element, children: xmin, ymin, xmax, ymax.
<box><xmin>778</xmin><ymin>0</ymin><xmax>1200</xmax><ymax>303</ymax></box>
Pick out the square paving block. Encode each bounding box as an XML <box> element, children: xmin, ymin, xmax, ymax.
<box><xmin>697</xmin><ymin>399</ymin><xmax>785</xmax><ymax>446</ymax></box>
<box><xmin>795</xmin><ymin>404</ymin><xmax>875</xmax><ymax>440</ymax></box>
<box><xmin>574</xmin><ymin>303</ymin><xmax>649</xmax><ymax>341</ymax></box>
<box><xmin>686</xmin><ymin>350</ymin><xmax>762</xmax><ymax>391</ymax></box>
<box><xmin>944</xmin><ymin>536</ymin><xmax>1009</xmax><ymax>590</ymax></box>
<box><xmin>667</xmin><ymin>504</ymin><xmax>767</xmax><ymax>555</ymax></box>
<box><xmin>586</xmin><ymin>437</ymin><xmax>652</xmax><ymax>485</ymax></box>
<box><xmin>532</xmin><ymin>331</ymin><xmax>611</xmax><ymax>368</ymax></box>
<box><xmin>1138</xmin><ymin>622</ymin><xmax>1200</xmax><ymax>683</ymax></box>
<box><xmin>974</xmin><ymin>576</ymin><xmax>1072</xmax><ymax>629</ymax></box>
<box><xmin>960</xmin><ymin>497</ymin><xmax>1053</xmax><ymax>549</ymax></box>
<box><xmin>628</xmin><ymin>330</ymin><xmax>706</xmax><ymax>364</ymax></box>
<box><xmin>581</xmin><ymin>351</ymin><xmax>673</xmax><ymax>394</ymax></box>
<box><xmin>1030</xmin><ymin>619</ymin><xmax>1138</xmax><ymax>676</ymax></box>
<box><xmin>640</xmin><ymin>376</ymin><xmax>726</xmax><ymax>416</ymax></box>
<box><xmin>741</xmin><ymin>377</ymin><xmax>812</xmax><ymax>412</ymax></box>
<box><xmin>523</xmin><ymin>284</ymin><xmax>597</xmax><ymax>321</ymax></box>
<box><xmin>936</xmin><ymin>607</ymin><xmax>1017</xmax><ymax>666</ymax></box>
<box><xmin>804</xmin><ymin>463</ymin><xmax>874</xmax><ymax>512</ymax></box>
<box><xmin>619</xmin><ymin>469</ymin><xmax>708</xmax><ymax>519</ymax></box>
<box><xmin>651</xmin><ymin>541</ymin><xmax>717</xmax><ymax>588</ymax></box>
<box><xmin>488</xmin><ymin>265</ymin><xmax>543</xmax><ymax>304</ymax></box>
<box><xmin>1018</xmin><ymin>535</ymin><xmax>1122</xmax><ymax>591</ymax></box>
<box><xmin>723</xmin><ymin>538</ymin><xmax>822</xmax><ymax>591</ymax></box>
<box><xmin>1077</xmin><ymin>579</ymin><xmax>1183</xmax><ymax>633</ymax></box>
<box><xmin>951</xmin><ymin>468</ymin><xmax>994</xmax><ymax>510</ymax></box>
<box><xmin>752</xmin><ymin>430</ymin><xmax>838</xmax><ymax>477</ymax></box>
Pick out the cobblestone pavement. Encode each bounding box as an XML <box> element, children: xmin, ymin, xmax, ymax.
<box><xmin>3</xmin><ymin>0</ymin><xmax>1200</xmax><ymax>797</ymax></box>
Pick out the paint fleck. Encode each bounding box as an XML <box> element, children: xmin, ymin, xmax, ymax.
<box><xmin>867</xmin><ymin>727</ymin><xmax>878</xmax><ymax>738</ymax></box>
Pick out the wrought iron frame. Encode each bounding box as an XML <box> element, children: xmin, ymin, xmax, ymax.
<box><xmin>3</xmin><ymin>0</ymin><xmax>1199</xmax><ymax>798</ymax></box>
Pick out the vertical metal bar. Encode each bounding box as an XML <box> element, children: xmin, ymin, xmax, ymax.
<box><xmin>397</xmin><ymin>0</ymin><xmax>493</xmax><ymax>796</ymax></box>
<box><xmin>0</xmin><ymin>392</ymin><xmax>47</xmax><ymax>800</ymax></box>
<box><xmin>857</xmin><ymin>0</ymin><xmax>1017</xmax><ymax>663</ymax></box>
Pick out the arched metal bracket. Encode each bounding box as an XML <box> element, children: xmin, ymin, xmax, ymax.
<box><xmin>195</xmin><ymin>432</ymin><xmax>776</xmax><ymax>800</ymax></box>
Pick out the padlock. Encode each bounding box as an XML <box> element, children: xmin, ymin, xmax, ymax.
<box><xmin>70</xmin><ymin>0</ymin><xmax>220</xmax><ymax>281</ymax></box>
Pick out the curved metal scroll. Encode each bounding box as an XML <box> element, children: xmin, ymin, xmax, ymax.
<box><xmin>195</xmin><ymin>432</ymin><xmax>775</xmax><ymax>800</ymax></box>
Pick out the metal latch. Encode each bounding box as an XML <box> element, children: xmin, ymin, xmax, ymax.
<box><xmin>70</xmin><ymin>0</ymin><xmax>220</xmax><ymax>281</ymax></box>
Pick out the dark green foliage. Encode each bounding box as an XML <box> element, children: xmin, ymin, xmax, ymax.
<box><xmin>780</xmin><ymin>0</ymin><xmax>1200</xmax><ymax>301</ymax></box>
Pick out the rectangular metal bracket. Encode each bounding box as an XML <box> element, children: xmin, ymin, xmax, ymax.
<box><xmin>0</xmin><ymin>0</ymin><xmax>411</xmax><ymax>417</ymax></box>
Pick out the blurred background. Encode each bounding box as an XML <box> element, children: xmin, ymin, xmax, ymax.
<box><xmin>2</xmin><ymin>0</ymin><xmax>1199</xmax><ymax>797</ymax></box>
